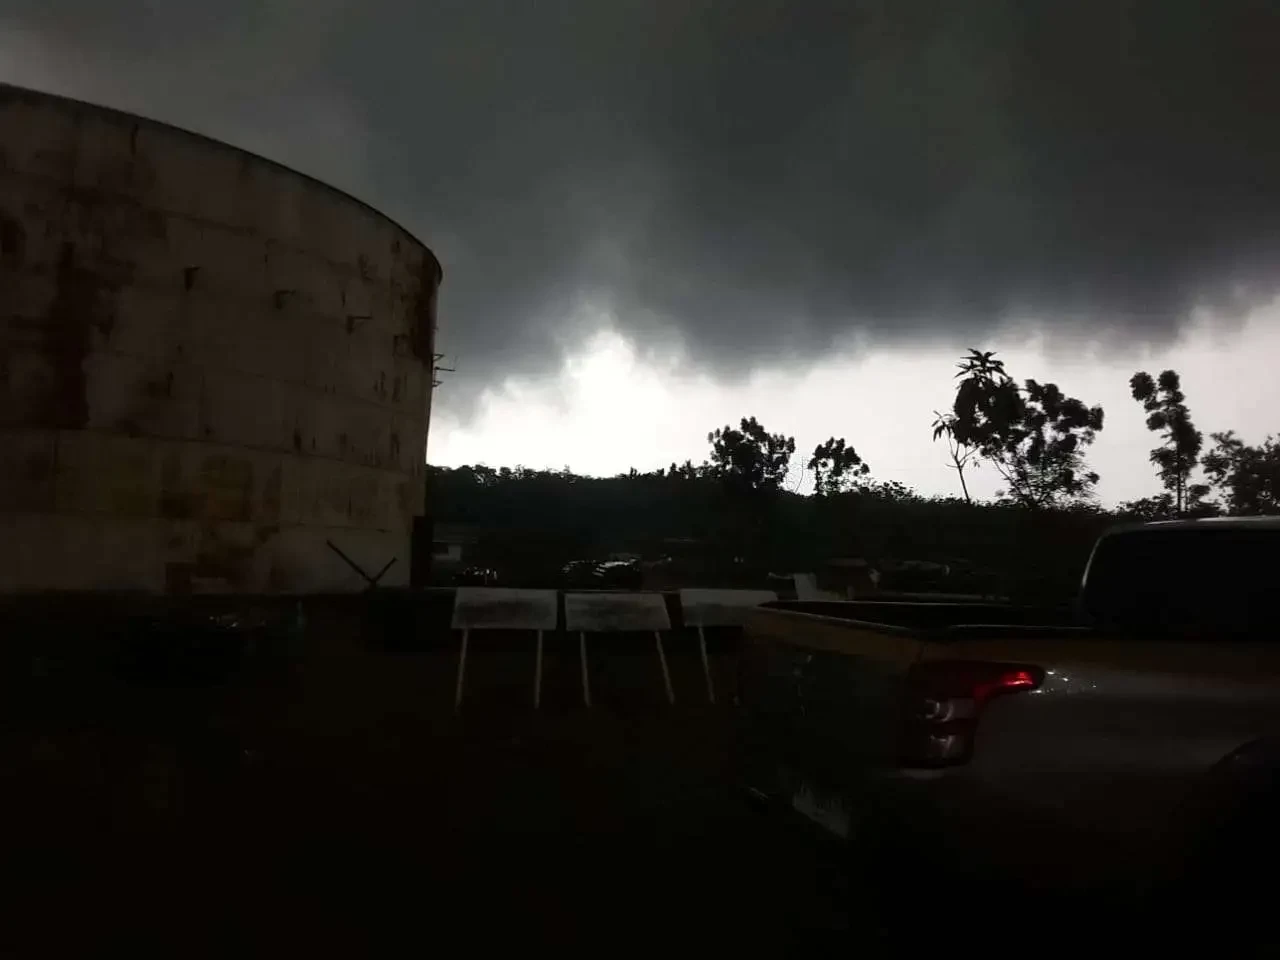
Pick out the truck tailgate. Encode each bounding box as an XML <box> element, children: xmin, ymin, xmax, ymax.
<box><xmin>912</xmin><ymin>633</ymin><xmax>1280</xmax><ymax>881</ymax></box>
<box><xmin>739</xmin><ymin>606</ymin><xmax>925</xmax><ymax>814</ymax></box>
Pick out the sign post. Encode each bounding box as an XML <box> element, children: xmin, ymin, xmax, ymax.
<box><xmin>678</xmin><ymin>589</ymin><xmax>777</xmax><ymax>704</ymax></box>
<box><xmin>565</xmin><ymin>592</ymin><xmax>673</xmax><ymax>707</ymax></box>
<box><xmin>450</xmin><ymin>588</ymin><xmax>559</xmax><ymax>711</ymax></box>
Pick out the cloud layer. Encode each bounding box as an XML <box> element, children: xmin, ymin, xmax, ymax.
<box><xmin>6</xmin><ymin>1</ymin><xmax>1279</xmax><ymax>411</ymax></box>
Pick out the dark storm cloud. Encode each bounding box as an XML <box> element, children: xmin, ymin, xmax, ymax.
<box><xmin>6</xmin><ymin>1</ymin><xmax>1280</xmax><ymax>409</ymax></box>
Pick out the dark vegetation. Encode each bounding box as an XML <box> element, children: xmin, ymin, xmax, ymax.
<box><xmin>431</xmin><ymin>351</ymin><xmax>1280</xmax><ymax>600</ymax></box>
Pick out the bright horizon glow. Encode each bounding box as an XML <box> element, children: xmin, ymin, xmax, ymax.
<box><xmin>429</xmin><ymin>300</ymin><xmax>1280</xmax><ymax>506</ymax></box>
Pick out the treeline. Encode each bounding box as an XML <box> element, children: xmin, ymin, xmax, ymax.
<box><xmin>427</xmin><ymin>350</ymin><xmax>1278</xmax><ymax>598</ymax></box>
<box><xmin>430</xmin><ymin>463</ymin><xmax>1112</xmax><ymax>599</ymax></box>
<box><xmin>929</xmin><ymin>349</ymin><xmax>1278</xmax><ymax>517</ymax></box>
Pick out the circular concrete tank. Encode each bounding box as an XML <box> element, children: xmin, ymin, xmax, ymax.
<box><xmin>0</xmin><ymin>85</ymin><xmax>441</xmax><ymax>594</ymax></box>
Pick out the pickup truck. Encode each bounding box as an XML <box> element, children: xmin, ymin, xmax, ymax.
<box><xmin>738</xmin><ymin>517</ymin><xmax>1280</xmax><ymax>923</ymax></box>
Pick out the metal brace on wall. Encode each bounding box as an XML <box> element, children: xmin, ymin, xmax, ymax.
<box><xmin>326</xmin><ymin>539</ymin><xmax>396</xmax><ymax>590</ymax></box>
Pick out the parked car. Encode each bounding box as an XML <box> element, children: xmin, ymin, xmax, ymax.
<box><xmin>560</xmin><ymin>558</ymin><xmax>643</xmax><ymax>590</ymax></box>
<box><xmin>738</xmin><ymin>517</ymin><xmax>1280</xmax><ymax>926</ymax></box>
<box><xmin>453</xmin><ymin>566</ymin><xmax>498</xmax><ymax>586</ymax></box>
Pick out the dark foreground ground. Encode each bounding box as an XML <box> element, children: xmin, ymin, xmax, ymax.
<box><xmin>4</xmin><ymin>598</ymin><xmax>1259</xmax><ymax>954</ymax></box>
<box><xmin>4</xmin><ymin>598</ymin><xmax>880</xmax><ymax>955</ymax></box>
<box><xmin>9</xmin><ymin>703</ymin><xmax>869</xmax><ymax>953</ymax></box>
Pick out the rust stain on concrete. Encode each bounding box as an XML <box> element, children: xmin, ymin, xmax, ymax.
<box><xmin>262</xmin><ymin>464</ymin><xmax>282</xmax><ymax>523</ymax></box>
<box><xmin>159</xmin><ymin>452</ymin><xmax>255</xmax><ymax>523</ymax></box>
<box><xmin>41</xmin><ymin>241</ymin><xmax>128</xmax><ymax>428</ymax></box>
<box><xmin>199</xmin><ymin>455</ymin><xmax>254</xmax><ymax>523</ymax></box>
<box><xmin>159</xmin><ymin>450</ymin><xmax>194</xmax><ymax>520</ymax></box>
<box><xmin>0</xmin><ymin>212</ymin><xmax>25</xmax><ymax>265</ymax></box>
<box><xmin>410</xmin><ymin>257</ymin><xmax>440</xmax><ymax>363</ymax></box>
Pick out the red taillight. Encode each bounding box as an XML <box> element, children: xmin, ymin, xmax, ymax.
<box><xmin>971</xmin><ymin>667</ymin><xmax>1040</xmax><ymax>702</ymax></box>
<box><xmin>901</xmin><ymin>660</ymin><xmax>1044</xmax><ymax>767</ymax></box>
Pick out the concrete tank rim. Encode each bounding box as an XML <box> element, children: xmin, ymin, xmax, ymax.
<box><xmin>0</xmin><ymin>81</ymin><xmax>443</xmax><ymax>286</ymax></box>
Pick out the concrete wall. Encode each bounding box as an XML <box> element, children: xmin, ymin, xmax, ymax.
<box><xmin>0</xmin><ymin>85</ymin><xmax>441</xmax><ymax>593</ymax></box>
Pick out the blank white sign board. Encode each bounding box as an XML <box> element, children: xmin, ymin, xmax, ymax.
<box><xmin>679</xmin><ymin>589</ymin><xmax>778</xmax><ymax>627</ymax></box>
<box><xmin>564</xmin><ymin>592</ymin><xmax>671</xmax><ymax>632</ymax></box>
<box><xmin>451</xmin><ymin>588</ymin><xmax>558</xmax><ymax>631</ymax></box>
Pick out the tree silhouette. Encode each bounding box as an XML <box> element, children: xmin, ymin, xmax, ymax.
<box><xmin>707</xmin><ymin>417</ymin><xmax>795</xmax><ymax>494</ymax></box>
<box><xmin>948</xmin><ymin>349</ymin><xmax>1104</xmax><ymax>509</ymax></box>
<box><xmin>1116</xmin><ymin>493</ymin><xmax>1177</xmax><ymax>521</ymax></box>
<box><xmin>1202</xmin><ymin>431</ymin><xmax>1280</xmax><ymax>515</ymax></box>
<box><xmin>931</xmin><ymin>410</ymin><xmax>978</xmax><ymax>503</ymax></box>
<box><xmin>1129</xmin><ymin>369</ymin><xmax>1206</xmax><ymax>515</ymax></box>
<box><xmin>666</xmin><ymin>459</ymin><xmax>708</xmax><ymax>481</ymax></box>
<box><xmin>807</xmin><ymin>437</ymin><xmax>870</xmax><ymax>496</ymax></box>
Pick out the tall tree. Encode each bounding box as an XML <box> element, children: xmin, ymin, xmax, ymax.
<box><xmin>948</xmin><ymin>349</ymin><xmax>1105</xmax><ymax>509</ymax></box>
<box><xmin>707</xmin><ymin>417</ymin><xmax>795</xmax><ymax>494</ymax></box>
<box><xmin>1202</xmin><ymin>431</ymin><xmax>1280</xmax><ymax>515</ymax></box>
<box><xmin>807</xmin><ymin>437</ymin><xmax>870</xmax><ymax>496</ymax></box>
<box><xmin>1129</xmin><ymin>369</ymin><xmax>1206</xmax><ymax>515</ymax></box>
<box><xmin>931</xmin><ymin>410</ymin><xmax>978</xmax><ymax>503</ymax></box>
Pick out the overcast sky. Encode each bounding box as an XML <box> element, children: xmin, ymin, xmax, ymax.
<box><xmin>5</xmin><ymin>1</ymin><xmax>1279</xmax><ymax>503</ymax></box>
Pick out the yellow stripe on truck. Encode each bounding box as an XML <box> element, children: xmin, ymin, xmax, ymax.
<box><xmin>919</xmin><ymin>633</ymin><xmax>1280</xmax><ymax>685</ymax></box>
<box><xmin>747</xmin><ymin>606</ymin><xmax>1280</xmax><ymax>686</ymax></box>
<box><xmin>743</xmin><ymin>606</ymin><xmax>924</xmax><ymax>667</ymax></box>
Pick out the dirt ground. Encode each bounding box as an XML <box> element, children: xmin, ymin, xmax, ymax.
<box><xmin>4</xmin><ymin>599</ymin><xmax>885</xmax><ymax>955</ymax></box>
<box><xmin>9</xmin><ymin>701</ymin><xmax>874</xmax><ymax>953</ymax></box>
